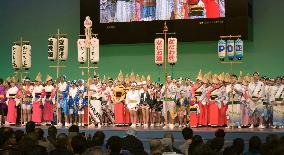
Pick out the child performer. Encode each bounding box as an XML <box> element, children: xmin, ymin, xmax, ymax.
<box><xmin>75</xmin><ymin>91</ymin><xmax>87</xmax><ymax>127</ymax></box>
<box><xmin>6</xmin><ymin>78</ymin><xmax>21</xmax><ymax>125</ymax></box>
<box><xmin>68</xmin><ymin>81</ymin><xmax>78</xmax><ymax>125</ymax></box>
<box><xmin>176</xmin><ymin>90</ymin><xmax>189</xmax><ymax>128</ymax></box>
<box><xmin>43</xmin><ymin>75</ymin><xmax>55</xmax><ymax>126</ymax></box>
<box><xmin>189</xmin><ymin>96</ymin><xmax>200</xmax><ymax>128</ymax></box>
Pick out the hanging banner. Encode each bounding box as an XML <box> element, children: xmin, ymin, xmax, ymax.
<box><xmin>90</xmin><ymin>38</ymin><xmax>99</xmax><ymax>64</ymax></box>
<box><xmin>48</xmin><ymin>38</ymin><xmax>57</xmax><ymax>61</ymax></box>
<box><xmin>218</xmin><ymin>39</ymin><xmax>226</xmax><ymax>61</ymax></box>
<box><xmin>77</xmin><ymin>39</ymin><xmax>87</xmax><ymax>64</ymax></box>
<box><xmin>58</xmin><ymin>37</ymin><xmax>68</xmax><ymax>61</ymax></box>
<box><xmin>235</xmin><ymin>39</ymin><xmax>243</xmax><ymax>60</ymax></box>
<box><xmin>168</xmin><ymin>38</ymin><xmax>177</xmax><ymax>64</ymax></box>
<box><xmin>12</xmin><ymin>44</ymin><xmax>22</xmax><ymax>69</ymax></box>
<box><xmin>226</xmin><ymin>40</ymin><xmax>235</xmax><ymax>60</ymax></box>
<box><xmin>22</xmin><ymin>44</ymin><xmax>32</xmax><ymax>69</ymax></box>
<box><xmin>154</xmin><ymin>38</ymin><xmax>164</xmax><ymax>65</ymax></box>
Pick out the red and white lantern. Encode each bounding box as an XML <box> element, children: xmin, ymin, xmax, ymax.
<box><xmin>90</xmin><ymin>37</ymin><xmax>99</xmax><ymax>64</ymax></box>
<box><xmin>168</xmin><ymin>38</ymin><xmax>177</xmax><ymax>64</ymax></box>
<box><xmin>77</xmin><ymin>39</ymin><xmax>87</xmax><ymax>64</ymax></box>
<box><xmin>154</xmin><ymin>38</ymin><xmax>164</xmax><ymax>65</ymax></box>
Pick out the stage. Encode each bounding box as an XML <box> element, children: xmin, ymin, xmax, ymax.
<box><xmin>9</xmin><ymin>126</ymin><xmax>284</xmax><ymax>152</ymax></box>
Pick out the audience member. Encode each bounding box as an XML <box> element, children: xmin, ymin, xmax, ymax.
<box><xmin>179</xmin><ymin>127</ymin><xmax>193</xmax><ymax>155</ymax></box>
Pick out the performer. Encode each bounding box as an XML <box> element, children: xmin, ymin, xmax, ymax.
<box><xmin>43</xmin><ymin>75</ymin><xmax>55</xmax><ymax>125</ymax></box>
<box><xmin>199</xmin><ymin>76</ymin><xmax>210</xmax><ymax>127</ymax></box>
<box><xmin>248</xmin><ymin>72</ymin><xmax>265</xmax><ymax>128</ymax></box>
<box><xmin>207</xmin><ymin>74</ymin><xmax>221</xmax><ymax>127</ymax></box>
<box><xmin>226</xmin><ymin>74</ymin><xmax>243</xmax><ymax>128</ymax></box>
<box><xmin>240</xmin><ymin>75</ymin><xmax>251</xmax><ymax>127</ymax></box>
<box><xmin>217</xmin><ymin>73</ymin><xmax>228</xmax><ymax>127</ymax></box>
<box><xmin>152</xmin><ymin>86</ymin><xmax>163</xmax><ymax>127</ymax></box>
<box><xmin>100</xmin><ymin>0</ymin><xmax>109</xmax><ymax>23</ymax></box>
<box><xmin>89</xmin><ymin>76</ymin><xmax>103</xmax><ymax>127</ymax></box>
<box><xmin>0</xmin><ymin>79</ymin><xmax>7</xmax><ymax>126</ymax></box>
<box><xmin>161</xmin><ymin>75</ymin><xmax>177</xmax><ymax>129</ymax></box>
<box><xmin>116</xmin><ymin>0</ymin><xmax>132</xmax><ymax>22</ymax></box>
<box><xmin>22</xmin><ymin>77</ymin><xmax>33</xmax><ymax>125</ymax></box>
<box><xmin>141</xmin><ymin>0</ymin><xmax>156</xmax><ymax>21</ymax></box>
<box><xmin>32</xmin><ymin>74</ymin><xmax>44</xmax><ymax>124</ymax></box>
<box><xmin>271</xmin><ymin>77</ymin><xmax>284</xmax><ymax>128</ymax></box>
<box><xmin>191</xmin><ymin>70</ymin><xmax>204</xmax><ymax>127</ymax></box>
<box><xmin>57</xmin><ymin>75</ymin><xmax>69</xmax><ymax>127</ymax></box>
<box><xmin>189</xmin><ymin>96</ymin><xmax>199</xmax><ymax>127</ymax></box>
<box><xmin>68</xmin><ymin>80</ymin><xmax>78</xmax><ymax>125</ymax></box>
<box><xmin>156</xmin><ymin>0</ymin><xmax>173</xmax><ymax>20</ymax></box>
<box><xmin>176</xmin><ymin>90</ymin><xmax>189</xmax><ymax>127</ymax></box>
<box><xmin>126</xmin><ymin>83</ymin><xmax>140</xmax><ymax>128</ymax></box>
<box><xmin>75</xmin><ymin>90</ymin><xmax>87</xmax><ymax>127</ymax></box>
<box><xmin>140</xmin><ymin>85</ymin><xmax>151</xmax><ymax>128</ymax></box>
<box><xmin>101</xmin><ymin>82</ymin><xmax>114</xmax><ymax>127</ymax></box>
<box><xmin>6</xmin><ymin>78</ymin><xmax>20</xmax><ymax>125</ymax></box>
<box><xmin>263</xmin><ymin>77</ymin><xmax>273</xmax><ymax>127</ymax></box>
<box><xmin>202</xmin><ymin>0</ymin><xmax>220</xmax><ymax>18</ymax></box>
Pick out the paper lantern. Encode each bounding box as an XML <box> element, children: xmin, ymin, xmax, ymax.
<box><xmin>77</xmin><ymin>39</ymin><xmax>87</xmax><ymax>64</ymax></box>
<box><xmin>22</xmin><ymin>44</ymin><xmax>31</xmax><ymax>69</ymax></box>
<box><xmin>235</xmin><ymin>39</ymin><xmax>243</xmax><ymax>60</ymax></box>
<box><xmin>12</xmin><ymin>44</ymin><xmax>22</xmax><ymax>70</ymax></box>
<box><xmin>168</xmin><ymin>38</ymin><xmax>177</xmax><ymax>64</ymax></box>
<box><xmin>90</xmin><ymin>38</ymin><xmax>99</xmax><ymax>64</ymax></box>
<box><xmin>226</xmin><ymin>40</ymin><xmax>235</xmax><ymax>60</ymax></box>
<box><xmin>48</xmin><ymin>38</ymin><xmax>57</xmax><ymax>61</ymax></box>
<box><xmin>58</xmin><ymin>37</ymin><xmax>68</xmax><ymax>61</ymax></box>
<box><xmin>218</xmin><ymin>39</ymin><xmax>226</xmax><ymax>61</ymax></box>
<box><xmin>154</xmin><ymin>38</ymin><xmax>164</xmax><ymax>65</ymax></box>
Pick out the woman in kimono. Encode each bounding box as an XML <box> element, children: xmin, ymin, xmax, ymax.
<box><xmin>176</xmin><ymin>90</ymin><xmax>189</xmax><ymax>127</ymax></box>
<box><xmin>0</xmin><ymin>79</ymin><xmax>8</xmax><ymax>125</ymax></box>
<box><xmin>32</xmin><ymin>76</ymin><xmax>44</xmax><ymax>125</ymax></box>
<box><xmin>43</xmin><ymin>75</ymin><xmax>55</xmax><ymax>126</ymax></box>
<box><xmin>6</xmin><ymin>78</ymin><xmax>21</xmax><ymax>125</ymax></box>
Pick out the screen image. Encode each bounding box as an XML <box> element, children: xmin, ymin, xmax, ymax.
<box><xmin>100</xmin><ymin>0</ymin><xmax>225</xmax><ymax>23</ymax></box>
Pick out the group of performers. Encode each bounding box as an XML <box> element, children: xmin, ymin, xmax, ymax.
<box><xmin>0</xmin><ymin>70</ymin><xmax>283</xmax><ymax>129</ymax></box>
<box><xmin>100</xmin><ymin>0</ymin><xmax>225</xmax><ymax>23</ymax></box>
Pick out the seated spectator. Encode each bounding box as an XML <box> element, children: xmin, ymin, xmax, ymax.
<box><xmin>215</xmin><ymin>129</ymin><xmax>225</xmax><ymax>139</ymax></box>
<box><xmin>232</xmin><ymin>138</ymin><xmax>244</xmax><ymax>155</ymax></box>
<box><xmin>163</xmin><ymin>132</ymin><xmax>182</xmax><ymax>154</ymax></box>
<box><xmin>50</xmin><ymin>133</ymin><xmax>73</xmax><ymax>155</ymax></box>
<box><xmin>188</xmin><ymin>135</ymin><xmax>203</xmax><ymax>155</ymax></box>
<box><xmin>25</xmin><ymin>121</ymin><xmax>35</xmax><ymax>135</ymax></box>
<box><xmin>179</xmin><ymin>127</ymin><xmax>193</xmax><ymax>155</ymax></box>
<box><xmin>106</xmin><ymin>136</ymin><xmax>123</xmax><ymax>155</ymax></box>
<box><xmin>93</xmin><ymin>131</ymin><xmax>106</xmax><ymax>147</ymax></box>
<box><xmin>161</xmin><ymin>138</ymin><xmax>174</xmax><ymax>153</ymax></box>
<box><xmin>150</xmin><ymin>139</ymin><xmax>162</xmax><ymax>155</ymax></box>
<box><xmin>208</xmin><ymin>137</ymin><xmax>224</xmax><ymax>153</ymax></box>
<box><xmin>121</xmin><ymin>128</ymin><xmax>146</xmax><ymax>155</ymax></box>
<box><xmin>47</xmin><ymin>126</ymin><xmax>57</xmax><ymax>148</ymax></box>
<box><xmin>244</xmin><ymin>136</ymin><xmax>262</xmax><ymax>155</ymax></box>
<box><xmin>71</xmin><ymin>135</ymin><xmax>87</xmax><ymax>155</ymax></box>
<box><xmin>24</xmin><ymin>145</ymin><xmax>48</xmax><ymax>155</ymax></box>
<box><xmin>223</xmin><ymin>146</ymin><xmax>238</xmax><ymax>155</ymax></box>
<box><xmin>83</xmin><ymin>146</ymin><xmax>104</xmax><ymax>155</ymax></box>
<box><xmin>35</xmin><ymin>128</ymin><xmax>55</xmax><ymax>152</ymax></box>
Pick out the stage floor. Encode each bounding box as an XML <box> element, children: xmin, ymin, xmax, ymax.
<box><xmin>8</xmin><ymin>126</ymin><xmax>284</xmax><ymax>152</ymax></box>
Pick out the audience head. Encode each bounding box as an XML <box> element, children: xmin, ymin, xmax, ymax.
<box><xmin>68</xmin><ymin>125</ymin><xmax>80</xmax><ymax>133</ymax></box>
<box><xmin>223</xmin><ymin>146</ymin><xmax>238</xmax><ymax>155</ymax></box>
<box><xmin>126</xmin><ymin>128</ymin><xmax>137</xmax><ymax>137</ymax></box>
<box><xmin>56</xmin><ymin>133</ymin><xmax>69</xmax><ymax>149</ymax></box>
<box><xmin>209</xmin><ymin>137</ymin><xmax>224</xmax><ymax>153</ymax></box>
<box><xmin>232</xmin><ymin>138</ymin><xmax>244</xmax><ymax>155</ymax></box>
<box><xmin>92</xmin><ymin>131</ymin><xmax>105</xmax><ymax>147</ymax></box>
<box><xmin>161</xmin><ymin>138</ymin><xmax>173</xmax><ymax>152</ymax></box>
<box><xmin>71</xmin><ymin>135</ymin><xmax>87</xmax><ymax>155</ymax></box>
<box><xmin>163</xmin><ymin>132</ymin><xmax>174</xmax><ymax>143</ymax></box>
<box><xmin>25</xmin><ymin>121</ymin><xmax>36</xmax><ymax>134</ymax></box>
<box><xmin>82</xmin><ymin>146</ymin><xmax>104</xmax><ymax>155</ymax></box>
<box><xmin>34</xmin><ymin>128</ymin><xmax>44</xmax><ymax>140</ymax></box>
<box><xmin>106</xmin><ymin>136</ymin><xmax>122</xmax><ymax>154</ymax></box>
<box><xmin>15</xmin><ymin>130</ymin><xmax>24</xmax><ymax>143</ymax></box>
<box><xmin>182</xmin><ymin>127</ymin><xmax>193</xmax><ymax>140</ymax></box>
<box><xmin>24</xmin><ymin>145</ymin><xmax>48</xmax><ymax>155</ymax></box>
<box><xmin>48</xmin><ymin>126</ymin><xmax>57</xmax><ymax>137</ymax></box>
<box><xmin>150</xmin><ymin>139</ymin><xmax>162</xmax><ymax>155</ymax></box>
<box><xmin>215</xmin><ymin>129</ymin><xmax>225</xmax><ymax>139</ymax></box>
<box><xmin>249</xmin><ymin>136</ymin><xmax>262</xmax><ymax>153</ymax></box>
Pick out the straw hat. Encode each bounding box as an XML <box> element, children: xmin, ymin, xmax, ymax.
<box><xmin>124</xmin><ymin>74</ymin><xmax>130</xmax><ymax>84</ymax></box>
<box><xmin>135</xmin><ymin>74</ymin><xmax>140</xmax><ymax>83</ymax></box>
<box><xmin>196</xmin><ymin>69</ymin><xmax>203</xmax><ymax>81</ymax></box>
<box><xmin>212</xmin><ymin>74</ymin><xmax>219</xmax><ymax>84</ymax></box>
<box><xmin>46</xmin><ymin>74</ymin><xmax>52</xmax><ymax>82</ymax></box>
<box><xmin>117</xmin><ymin>70</ymin><xmax>124</xmax><ymax>82</ymax></box>
<box><xmin>224</xmin><ymin>73</ymin><xmax>230</xmax><ymax>83</ymax></box>
<box><xmin>35</xmin><ymin>72</ymin><xmax>42</xmax><ymax>82</ymax></box>
<box><xmin>146</xmin><ymin>75</ymin><xmax>151</xmax><ymax>85</ymax></box>
<box><xmin>218</xmin><ymin>72</ymin><xmax>225</xmax><ymax>81</ymax></box>
<box><xmin>130</xmin><ymin>72</ymin><xmax>135</xmax><ymax>82</ymax></box>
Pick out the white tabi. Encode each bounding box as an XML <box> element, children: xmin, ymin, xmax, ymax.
<box><xmin>226</xmin><ymin>83</ymin><xmax>243</xmax><ymax>126</ymax></box>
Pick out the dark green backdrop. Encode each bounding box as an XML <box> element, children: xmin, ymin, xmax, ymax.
<box><xmin>0</xmin><ymin>0</ymin><xmax>283</xmax><ymax>82</ymax></box>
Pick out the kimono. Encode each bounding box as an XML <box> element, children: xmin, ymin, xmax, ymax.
<box><xmin>32</xmin><ymin>85</ymin><xmax>44</xmax><ymax>123</ymax></box>
<box><xmin>43</xmin><ymin>85</ymin><xmax>55</xmax><ymax>122</ymax></box>
<box><xmin>6</xmin><ymin>86</ymin><xmax>20</xmax><ymax>123</ymax></box>
<box><xmin>0</xmin><ymin>86</ymin><xmax>7</xmax><ymax>116</ymax></box>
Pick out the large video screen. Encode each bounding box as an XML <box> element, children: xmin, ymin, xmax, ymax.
<box><xmin>81</xmin><ymin>0</ymin><xmax>249</xmax><ymax>44</ymax></box>
<box><xmin>100</xmin><ymin>0</ymin><xmax>225</xmax><ymax>23</ymax></box>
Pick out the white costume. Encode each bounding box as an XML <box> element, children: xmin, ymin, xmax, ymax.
<box><xmin>89</xmin><ymin>83</ymin><xmax>102</xmax><ymax>123</ymax></box>
<box><xmin>126</xmin><ymin>89</ymin><xmax>140</xmax><ymax>110</ymax></box>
